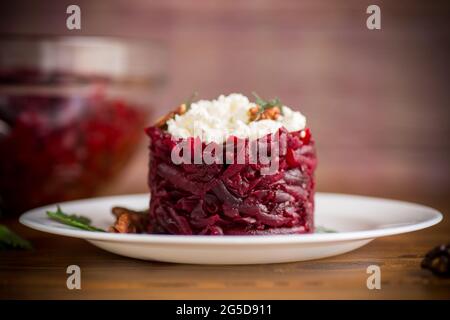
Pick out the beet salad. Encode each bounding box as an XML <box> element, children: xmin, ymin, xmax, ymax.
<box><xmin>110</xmin><ymin>93</ymin><xmax>317</xmax><ymax>235</ymax></box>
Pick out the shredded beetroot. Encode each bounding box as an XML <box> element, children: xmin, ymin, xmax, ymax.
<box><xmin>146</xmin><ymin>126</ymin><xmax>317</xmax><ymax>235</ymax></box>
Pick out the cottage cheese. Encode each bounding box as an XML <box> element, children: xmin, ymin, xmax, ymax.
<box><xmin>166</xmin><ymin>93</ymin><xmax>306</xmax><ymax>143</ymax></box>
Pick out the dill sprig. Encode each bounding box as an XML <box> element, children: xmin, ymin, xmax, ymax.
<box><xmin>184</xmin><ymin>91</ymin><xmax>198</xmax><ymax>110</ymax></box>
<box><xmin>47</xmin><ymin>206</ymin><xmax>104</xmax><ymax>232</ymax></box>
<box><xmin>252</xmin><ymin>92</ymin><xmax>282</xmax><ymax>112</ymax></box>
<box><xmin>0</xmin><ymin>225</ymin><xmax>32</xmax><ymax>250</ymax></box>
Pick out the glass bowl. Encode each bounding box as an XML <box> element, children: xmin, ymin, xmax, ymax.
<box><xmin>0</xmin><ymin>36</ymin><xmax>166</xmax><ymax>215</ymax></box>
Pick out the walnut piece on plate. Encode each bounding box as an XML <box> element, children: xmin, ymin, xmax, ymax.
<box><xmin>108</xmin><ymin>207</ymin><xmax>149</xmax><ymax>234</ymax></box>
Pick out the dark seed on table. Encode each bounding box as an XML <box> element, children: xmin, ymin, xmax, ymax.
<box><xmin>421</xmin><ymin>244</ymin><xmax>450</xmax><ymax>277</ymax></box>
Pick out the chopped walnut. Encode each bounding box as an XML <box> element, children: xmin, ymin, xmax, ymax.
<box><xmin>108</xmin><ymin>206</ymin><xmax>149</xmax><ymax>233</ymax></box>
<box><xmin>248</xmin><ymin>105</ymin><xmax>281</xmax><ymax>121</ymax></box>
<box><xmin>155</xmin><ymin>103</ymin><xmax>187</xmax><ymax>128</ymax></box>
<box><xmin>248</xmin><ymin>105</ymin><xmax>260</xmax><ymax>120</ymax></box>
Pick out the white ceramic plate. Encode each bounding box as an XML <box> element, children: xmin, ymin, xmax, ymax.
<box><xmin>19</xmin><ymin>193</ymin><xmax>442</xmax><ymax>265</ymax></box>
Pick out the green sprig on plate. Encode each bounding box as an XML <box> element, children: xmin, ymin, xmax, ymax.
<box><xmin>315</xmin><ymin>226</ymin><xmax>337</xmax><ymax>233</ymax></box>
<box><xmin>47</xmin><ymin>206</ymin><xmax>105</xmax><ymax>232</ymax></box>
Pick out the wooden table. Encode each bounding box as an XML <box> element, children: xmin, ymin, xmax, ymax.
<box><xmin>1</xmin><ymin>195</ymin><xmax>449</xmax><ymax>300</ymax></box>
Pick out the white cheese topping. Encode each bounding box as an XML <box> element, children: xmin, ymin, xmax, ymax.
<box><xmin>166</xmin><ymin>93</ymin><xmax>306</xmax><ymax>144</ymax></box>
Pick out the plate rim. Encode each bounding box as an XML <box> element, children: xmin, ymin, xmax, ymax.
<box><xmin>19</xmin><ymin>192</ymin><xmax>443</xmax><ymax>245</ymax></box>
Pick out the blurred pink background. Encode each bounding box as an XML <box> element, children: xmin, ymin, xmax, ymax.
<box><xmin>1</xmin><ymin>0</ymin><xmax>448</xmax><ymax>200</ymax></box>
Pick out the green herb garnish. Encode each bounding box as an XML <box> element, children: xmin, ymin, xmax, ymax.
<box><xmin>0</xmin><ymin>225</ymin><xmax>32</xmax><ymax>250</ymax></box>
<box><xmin>184</xmin><ymin>91</ymin><xmax>198</xmax><ymax>110</ymax></box>
<box><xmin>47</xmin><ymin>206</ymin><xmax>104</xmax><ymax>232</ymax></box>
<box><xmin>252</xmin><ymin>92</ymin><xmax>282</xmax><ymax>112</ymax></box>
<box><xmin>315</xmin><ymin>226</ymin><xmax>337</xmax><ymax>233</ymax></box>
